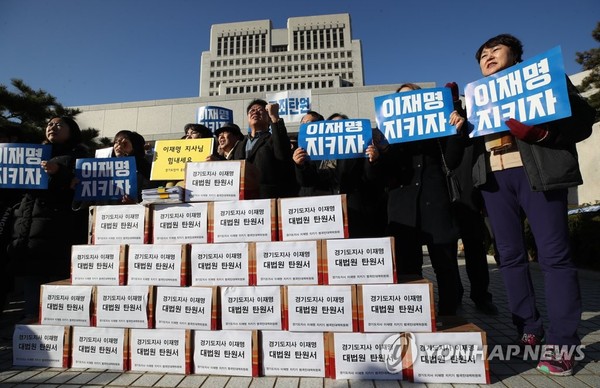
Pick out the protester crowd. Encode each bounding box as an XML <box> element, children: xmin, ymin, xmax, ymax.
<box><xmin>0</xmin><ymin>33</ymin><xmax>596</xmax><ymax>377</ymax></box>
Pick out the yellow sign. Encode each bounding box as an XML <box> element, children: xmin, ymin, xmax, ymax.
<box><xmin>150</xmin><ymin>138</ymin><xmax>214</xmax><ymax>180</ymax></box>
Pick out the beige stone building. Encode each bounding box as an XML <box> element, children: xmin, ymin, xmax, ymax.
<box><xmin>71</xmin><ymin>14</ymin><xmax>598</xmax><ymax>206</ymax></box>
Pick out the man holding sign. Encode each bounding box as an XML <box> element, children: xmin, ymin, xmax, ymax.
<box><xmin>468</xmin><ymin>34</ymin><xmax>595</xmax><ymax>376</ymax></box>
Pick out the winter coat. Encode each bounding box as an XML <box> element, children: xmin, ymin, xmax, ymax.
<box><xmin>8</xmin><ymin>143</ymin><xmax>90</xmax><ymax>277</ymax></box>
<box><xmin>472</xmin><ymin>76</ymin><xmax>595</xmax><ymax>191</ymax></box>
<box><xmin>232</xmin><ymin>119</ymin><xmax>297</xmax><ymax>199</ymax></box>
<box><xmin>376</xmin><ymin>136</ymin><xmax>464</xmax><ymax>244</ymax></box>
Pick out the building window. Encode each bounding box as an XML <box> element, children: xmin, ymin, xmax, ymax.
<box><xmin>339</xmin><ymin>28</ymin><xmax>344</xmax><ymax>48</ymax></box>
<box><xmin>293</xmin><ymin>31</ymin><xmax>298</xmax><ymax>51</ymax></box>
<box><xmin>319</xmin><ymin>30</ymin><xmax>324</xmax><ymax>49</ymax></box>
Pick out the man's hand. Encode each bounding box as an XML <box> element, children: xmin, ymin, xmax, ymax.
<box><xmin>266</xmin><ymin>103</ymin><xmax>280</xmax><ymax>123</ymax></box>
<box><xmin>505</xmin><ymin>119</ymin><xmax>548</xmax><ymax>143</ymax></box>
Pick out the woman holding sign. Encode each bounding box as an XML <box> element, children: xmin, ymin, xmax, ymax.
<box><xmin>471</xmin><ymin>34</ymin><xmax>595</xmax><ymax>376</ymax></box>
<box><xmin>7</xmin><ymin>117</ymin><xmax>90</xmax><ymax>323</ymax></box>
<box><xmin>371</xmin><ymin>83</ymin><xmax>466</xmax><ymax>317</ymax></box>
<box><xmin>111</xmin><ymin>130</ymin><xmax>152</xmax><ymax>203</ymax></box>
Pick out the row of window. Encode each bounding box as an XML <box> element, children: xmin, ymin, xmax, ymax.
<box><xmin>210</xmin><ymin>51</ymin><xmax>352</xmax><ymax>67</ymax></box>
<box><xmin>221</xmin><ymin>80</ymin><xmax>337</xmax><ymax>95</ymax></box>
<box><xmin>208</xmin><ymin>71</ymin><xmax>354</xmax><ymax>89</ymax></box>
<box><xmin>210</xmin><ymin>62</ymin><xmax>353</xmax><ymax>78</ymax></box>
<box><xmin>216</xmin><ymin>33</ymin><xmax>267</xmax><ymax>56</ymax></box>
<box><xmin>292</xmin><ymin>27</ymin><xmax>345</xmax><ymax>51</ymax></box>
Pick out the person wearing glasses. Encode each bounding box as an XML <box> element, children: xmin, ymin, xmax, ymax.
<box><xmin>231</xmin><ymin>99</ymin><xmax>297</xmax><ymax>199</ymax></box>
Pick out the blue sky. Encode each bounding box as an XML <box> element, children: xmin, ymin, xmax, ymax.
<box><xmin>1</xmin><ymin>0</ymin><xmax>598</xmax><ymax>107</ymax></box>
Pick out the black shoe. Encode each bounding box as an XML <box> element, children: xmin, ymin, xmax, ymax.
<box><xmin>474</xmin><ymin>300</ymin><xmax>498</xmax><ymax>315</ymax></box>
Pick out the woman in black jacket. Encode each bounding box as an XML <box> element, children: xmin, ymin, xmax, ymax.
<box><xmin>371</xmin><ymin>83</ymin><xmax>466</xmax><ymax>316</ymax></box>
<box><xmin>8</xmin><ymin>116</ymin><xmax>90</xmax><ymax>322</ymax></box>
<box><xmin>471</xmin><ymin>34</ymin><xmax>595</xmax><ymax>376</ymax></box>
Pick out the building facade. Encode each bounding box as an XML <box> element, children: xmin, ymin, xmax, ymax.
<box><xmin>71</xmin><ymin>13</ymin><xmax>599</xmax><ymax>206</ymax></box>
<box><xmin>199</xmin><ymin>14</ymin><xmax>364</xmax><ymax>97</ymax></box>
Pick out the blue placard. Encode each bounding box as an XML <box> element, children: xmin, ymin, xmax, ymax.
<box><xmin>197</xmin><ymin>106</ymin><xmax>233</xmax><ymax>132</ymax></box>
<box><xmin>75</xmin><ymin>156</ymin><xmax>137</xmax><ymax>201</ymax></box>
<box><xmin>465</xmin><ymin>46</ymin><xmax>571</xmax><ymax>138</ymax></box>
<box><xmin>297</xmin><ymin>119</ymin><xmax>373</xmax><ymax>160</ymax></box>
<box><xmin>374</xmin><ymin>87</ymin><xmax>456</xmax><ymax>144</ymax></box>
<box><xmin>0</xmin><ymin>143</ymin><xmax>51</xmax><ymax>189</ymax></box>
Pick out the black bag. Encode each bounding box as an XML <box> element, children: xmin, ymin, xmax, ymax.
<box><xmin>438</xmin><ymin>140</ymin><xmax>462</xmax><ymax>203</ymax></box>
<box><xmin>445</xmin><ymin>170</ymin><xmax>462</xmax><ymax>203</ymax></box>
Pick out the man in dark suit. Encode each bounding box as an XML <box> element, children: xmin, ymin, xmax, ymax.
<box><xmin>232</xmin><ymin>99</ymin><xmax>297</xmax><ymax>199</ymax></box>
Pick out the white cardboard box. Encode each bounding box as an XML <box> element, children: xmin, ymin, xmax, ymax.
<box><xmin>322</xmin><ymin>237</ymin><xmax>396</xmax><ymax>285</ymax></box>
<box><xmin>193</xmin><ymin>330</ymin><xmax>258</xmax><ymax>376</ymax></box>
<box><xmin>220</xmin><ymin>286</ymin><xmax>282</xmax><ymax>330</ymax></box>
<box><xmin>254</xmin><ymin>240</ymin><xmax>320</xmax><ymax>285</ymax></box>
<box><xmin>357</xmin><ymin>281</ymin><xmax>435</xmax><ymax>333</ymax></box>
<box><xmin>152</xmin><ymin>203</ymin><xmax>209</xmax><ymax>244</ymax></box>
<box><xmin>13</xmin><ymin>324</ymin><xmax>70</xmax><ymax>368</ymax></box>
<box><xmin>71</xmin><ymin>326</ymin><xmax>127</xmax><ymax>370</ymax></box>
<box><xmin>40</xmin><ymin>283</ymin><xmax>92</xmax><ymax>326</ymax></box>
<box><xmin>129</xmin><ymin>328</ymin><xmax>190</xmax><ymax>374</ymax></box>
<box><xmin>154</xmin><ymin>286</ymin><xmax>217</xmax><ymax>330</ymax></box>
<box><xmin>261</xmin><ymin>331</ymin><xmax>326</xmax><ymax>377</ymax></box>
<box><xmin>278</xmin><ymin>194</ymin><xmax>348</xmax><ymax>241</ymax></box>
<box><xmin>283</xmin><ymin>285</ymin><xmax>357</xmax><ymax>332</ymax></box>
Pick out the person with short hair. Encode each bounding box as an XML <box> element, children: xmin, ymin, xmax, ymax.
<box><xmin>231</xmin><ymin>99</ymin><xmax>297</xmax><ymax>199</ymax></box>
<box><xmin>214</xmin><ymin>123</ymin><xmax>244</xmax><ymax>160</ymax></box>
<box><xmin>471</xmin><ymin>33</ymin><xmax>595</xmax><ymax>376</ymax></box>
<box><xmin>183</xmin><ymin>123</ymin><xmax>212</xmax><ymax>139</ymax></box>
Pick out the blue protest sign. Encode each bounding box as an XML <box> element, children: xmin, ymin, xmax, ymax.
<box><xmin>75</xmin><ymin>156</ymin><xmax>137</xmax><ymax>201</ymax></box>
<box><xmin>197</xmin><ymin>106</ymin><xmax>233</xmax><ymax>132</ymax></box>
<box><xmin>0</xmin><ymin>143</ymin><xmax>51</xmax><ymax>189</ymax></box>
<box><xmin>374</xmin><ymin>87</ymin><xmax>456</xmax><ymax>144</ymax></box>
<box><xmin>465</xmin><ymin>46</ymin><xmax>571</xmax><ymax>138</ymax></box>
<box><xmin>298</xmin><ymin>119</ymin><xmax>373</xmax><ymax>160</ymax></box>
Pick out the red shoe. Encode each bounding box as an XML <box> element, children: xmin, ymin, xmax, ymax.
<box><xmin>537</xmin><ymin>346</ymin><xmax>575</xmax><ymax>376</ymax></box>
<box><xmin>517</xmin><ymin>333</ymin><xmax>543</xmax><ymax>357</ymax></box>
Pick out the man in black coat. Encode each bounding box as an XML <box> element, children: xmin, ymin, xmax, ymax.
<box><xmin>232</xmin><ymin>99</ymin><xmax>297</xmax><ymax>199</ymax></box>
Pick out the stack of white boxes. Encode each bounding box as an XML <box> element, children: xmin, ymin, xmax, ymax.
<box><xmin>13</xmin><ymin>159</ymin><xmax>489</xmax><ymax>383</ymax></box>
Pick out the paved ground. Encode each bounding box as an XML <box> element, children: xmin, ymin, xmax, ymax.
<box><xmin>1</xmin><ymin>256</ymin><xmax>599</xmax><ymax>387</ymax></box>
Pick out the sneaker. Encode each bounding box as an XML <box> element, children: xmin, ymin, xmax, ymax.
<box><xmin>517</xmin><ymin>333</ymin><xmax>543</xmax><ymax>357</ymax></box>
<box><xmin>537</xmin><ymin>346</ymin><xmax>575</xmax><ymax>376</ymax></box>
